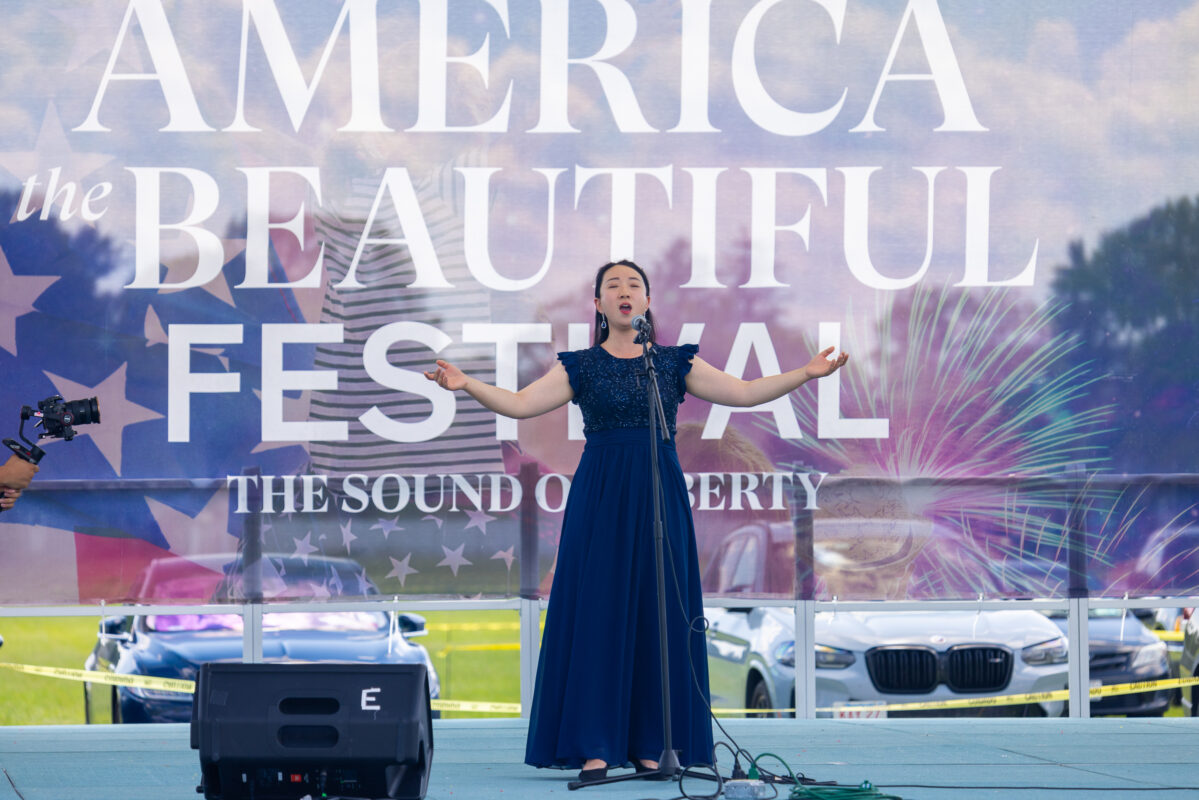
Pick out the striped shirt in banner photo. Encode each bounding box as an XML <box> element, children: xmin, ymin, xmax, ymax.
<box><xmin>310</xmin><ymin>163</ymin><xmax>505</xmax><ymax>479</ymax></box>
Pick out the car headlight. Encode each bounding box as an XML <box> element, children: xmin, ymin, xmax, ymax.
<box><xmin>814</xmin><ymin>644</ymin><xmax>855</xmax><ymax>669</ymax></box>
<box><xmin>1021</xmin><ymin>636</ymin><xmax>1068</xmax><ymax>665</ymax></box>
<box><xmin>1131</xmin><ymin>641</ymin><xmax>1168</xmax><ymax>673</ymax></box>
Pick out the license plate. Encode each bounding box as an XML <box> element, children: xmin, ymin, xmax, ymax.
<box><xmin>834</xmin><ymin>701</ymin><xmax>887</xmax><ymax>719</ymax></box>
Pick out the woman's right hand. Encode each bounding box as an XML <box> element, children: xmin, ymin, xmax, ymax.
<box><xmin>423</xmin><ymin>359</ymin><xmax>468</xmax><ymax>391</ymax></box>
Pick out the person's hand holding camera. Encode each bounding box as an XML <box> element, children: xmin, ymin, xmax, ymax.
<box><xmin>1</xmin><ymin>394</ymin><xmax>96</xmax><ymax>510</ymax></box>
<box><xmin>0</xmin><ymin>454</ymin><xmax>38</xmax><ymax>510</ymax></box>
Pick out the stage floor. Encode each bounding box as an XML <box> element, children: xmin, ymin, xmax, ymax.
<box><xmin>2</xmin><ymin>717</ymin><xmax>1197</xmax><ymax>800</ymax></box>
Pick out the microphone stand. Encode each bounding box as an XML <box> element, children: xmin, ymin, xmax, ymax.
<box><xmin>570</xmin><ymin>326</ymin><xmax>681</xmax><ymax>790</ymax></box>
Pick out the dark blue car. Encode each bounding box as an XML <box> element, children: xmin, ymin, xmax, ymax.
<box><xmin>1046</xmin><ymin>608</ymin><xmax>1170</xmax><ymax>716</ymax></box>
<box><xmin>83</xmin><ymin>554</ymin><xmax>440</xmax><ymax>724</ymax></box>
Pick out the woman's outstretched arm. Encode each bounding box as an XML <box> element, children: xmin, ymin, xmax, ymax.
<box><xmin>684</xmin><ymin>346</ymin><xmax>848</xmax><ymax>407</ymax></box>
<box><xmin>424</xmin><ymin>359</ymin><xmax>574</xmax><ymax>419</ymax></box>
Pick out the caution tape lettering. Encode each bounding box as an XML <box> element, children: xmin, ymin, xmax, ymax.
<box><xmin>712</xmin><ymin>675</ymin><xmax>1199</xmax><ymax>715</ymax></box>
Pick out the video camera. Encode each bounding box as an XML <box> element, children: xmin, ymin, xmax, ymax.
<box><xmin>4</xmin><ymin>395</ymin><xmax>101</xmax><ymax>465</ymax></box>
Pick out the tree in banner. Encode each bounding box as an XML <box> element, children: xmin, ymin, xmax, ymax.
<box><xmin>1052</xmin><ymin>195</ymin><xmax>1199</xmax><ymax>475</ymax></box>
<box><xmin>1051</xmin><ymin>196</ymin><xmax>1199</xmax><ymax>595</ymax></box>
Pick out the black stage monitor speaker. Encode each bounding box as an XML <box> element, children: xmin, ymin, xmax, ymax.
<box><xmin>191</xmin><ymin>662</ymin><xmax>433</xmax><ymax>800</ymax></box>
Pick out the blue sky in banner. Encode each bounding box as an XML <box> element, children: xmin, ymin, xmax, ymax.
<box><xmin>0</xmin><ymin>0</ymin><xmax>1196</xmax><ymax>603</ymax></box>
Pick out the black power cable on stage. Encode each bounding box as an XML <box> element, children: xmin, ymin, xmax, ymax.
<box><xmin>3</xmin><ymin>768</ymin><xmax>28</xmax><ymax>800</ymax></box>
<box><xmin>651</xmin><ymin>471</ymin><xmax>882</xmax><ymax>799</ymax></box>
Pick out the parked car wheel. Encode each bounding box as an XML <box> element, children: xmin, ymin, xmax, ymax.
<box><xmin>748</xmin><ymin>677</ymin><xmax>775</xmax><ymax>718</ymax></box>
<box><xmin>1127</xmin><ymin>707</ymin><xmax>1167</xmax><ymax>718</ymax></box>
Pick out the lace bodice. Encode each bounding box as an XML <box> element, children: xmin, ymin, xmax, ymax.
<box><xmin>557</xmin><ymin>344</ymin><xmax>699</xmax><ymax>436</ymax></box>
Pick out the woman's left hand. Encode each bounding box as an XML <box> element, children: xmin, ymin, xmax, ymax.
<box><xmin>804</xmin><ymin>346</ymin><xmax>849</xmax><ymax>379</ymax></box>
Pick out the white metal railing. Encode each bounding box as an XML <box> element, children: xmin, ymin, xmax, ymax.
<box><xmin>3</xmin><ymin>594</ymin><xmax>1195</xmax><ymax>719</ymax></box>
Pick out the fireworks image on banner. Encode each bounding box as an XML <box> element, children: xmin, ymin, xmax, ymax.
<box><xmin>771</xmin><ymin>282</ymin><xmax>1134</xmax><ymax>599</ymax></box>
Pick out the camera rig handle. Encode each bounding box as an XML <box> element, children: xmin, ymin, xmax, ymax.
<box><xmin>4</xmin><ymin>437</ymin><xmax>44</xmax><ymax>465</ymax></box>
<box><xmin>5</xmin><ymin>407</ymin><xmax>46</xmax><ymax>465</ymax></box>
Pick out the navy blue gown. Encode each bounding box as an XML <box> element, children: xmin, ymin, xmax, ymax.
<box><xmin>524</xmin><ymin>343</ymin><xmax>714</xmax><ymax>770</ymax></box>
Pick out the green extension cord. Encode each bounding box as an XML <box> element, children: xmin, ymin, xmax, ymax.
<box><xmin>789</xmin><ymin>782</ymin><xmax>903</xmax><ymax>800</ymax></box>
<box><xmin>747</xmin><ymin>753</ymin><xmax>904</xmax><ymax>800</ymax></box>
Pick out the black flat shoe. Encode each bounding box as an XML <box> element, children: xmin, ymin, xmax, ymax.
<box><xmin>631</xmin><ymin>759</ymin><xmax>654</xmax><ymax>774</ymax></box>
<box><xmin>577</xmin><ymin>767</ymin><xmax>608</xmax><ymax>783</ymax></box>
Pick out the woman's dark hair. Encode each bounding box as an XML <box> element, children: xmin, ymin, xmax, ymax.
<box><xmin>593</xmin><ymin>259</ymin><xmax>657</xmax><ymax>345</ymax></box>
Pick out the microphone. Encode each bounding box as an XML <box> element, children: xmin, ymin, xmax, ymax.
<box><xmin>631</xmin><ymin>314</ymin><xmax>652</xmax><ymax>335</ymax></box>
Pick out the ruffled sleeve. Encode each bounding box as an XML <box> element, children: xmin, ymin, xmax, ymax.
<box><xmin>556</xmin><ymin>350</ymin><xmax>583</xmax><ymax>404</ymax></box>
<box><xmin>677</xmin><ymin>343</ymin><xmax>699</xmax><ymax>375</ymax></box>
<box><xmin>676</xmin><ymin>343</ymin><xmax>699</xmax><ymax>403</ymax></box>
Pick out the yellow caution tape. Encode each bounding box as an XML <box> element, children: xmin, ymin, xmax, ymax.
<box><xmin>1154</xmin><ymin>630</ymin><xmax>1184</xmax><ymax>642</ymax></box>
<box><xmin>435</xmin><ymin>642</ymin><xmax>520</xmax><ymax>659</ymax></box>
<box><xmin>8</xmin><ymin>660</ymin><xmax>1195</xmax><ymax>717</ymax></box>
<box><xmin>433</xmin><ymin>622</ymin><xmax>521</xmax><ymax>632</ymax></box>
<box><xmin>1088</xmin><ymin>675</ymin><xmax>1199</xmax><ymax>700</ymax></box>
<box><xmin>829</xmin><ymin>688</ymin><xmax>1065</xmax><ymax>714</ymax></box>
<box><xmin>0</xmin><ymin>661</ymin><xmax>195</xmax><ymax>694</ymax></box>
<box><xmin>0</xmin><ymin>660</ymin><xmax>522</xmax><ymax>712</ymax></box>
<box><xmin>714</xmin><ymin>675</ymin><xmax>1199</xmax><ymax>715</ymax></box>
<box><xmin>431</xmin><ymin>699</ymin><xmax>521</xmax><ymax>713</ymax></box>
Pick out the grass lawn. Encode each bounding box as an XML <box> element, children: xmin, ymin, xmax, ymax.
<box><xmin>0</xmin><ymin>610</ymin><xmax>530</xmax><ymax>725</ymax></box>
<box><xmin>0</xmin><ymin>617</ymin><xmax>98</xmax><ymax>725</ymax></box>
<box><xmin>420</xmin><ymin>609</ymin><xmax>527</xmax><ymax>718</ymax></box>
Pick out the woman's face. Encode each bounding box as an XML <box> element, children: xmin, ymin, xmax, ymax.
<box><xmin>594</xmin><ymin>264</ymin><xmax>650</xmax><ymax>326</ymax></box>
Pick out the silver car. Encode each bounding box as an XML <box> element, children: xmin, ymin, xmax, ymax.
<box><xmin>703</xmin><ymin>520</ymin><xmax>1069</xmax><ymax>717</ymax></box>
<box><xmin>706</xmin><ymin>606</ymin><xmax>1068</xmax><ymax>717</ymax></box>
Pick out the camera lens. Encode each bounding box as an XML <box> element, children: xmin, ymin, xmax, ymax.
<box><xmin>63</xmin><ymin>397</ymin><xmax>100</xmax><ymax>426</ymax></box>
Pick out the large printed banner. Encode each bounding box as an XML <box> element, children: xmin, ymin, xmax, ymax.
<box><xmin>0</xmin><ymin>0</ymin><xmax>1196</xmax><ymax>605</ymax></box>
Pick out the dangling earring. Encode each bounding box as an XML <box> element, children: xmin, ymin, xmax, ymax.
<box><xmin>600</xmin><ymin>314</ymin><xmax>608</xmax><ymax>330</ymax></box>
